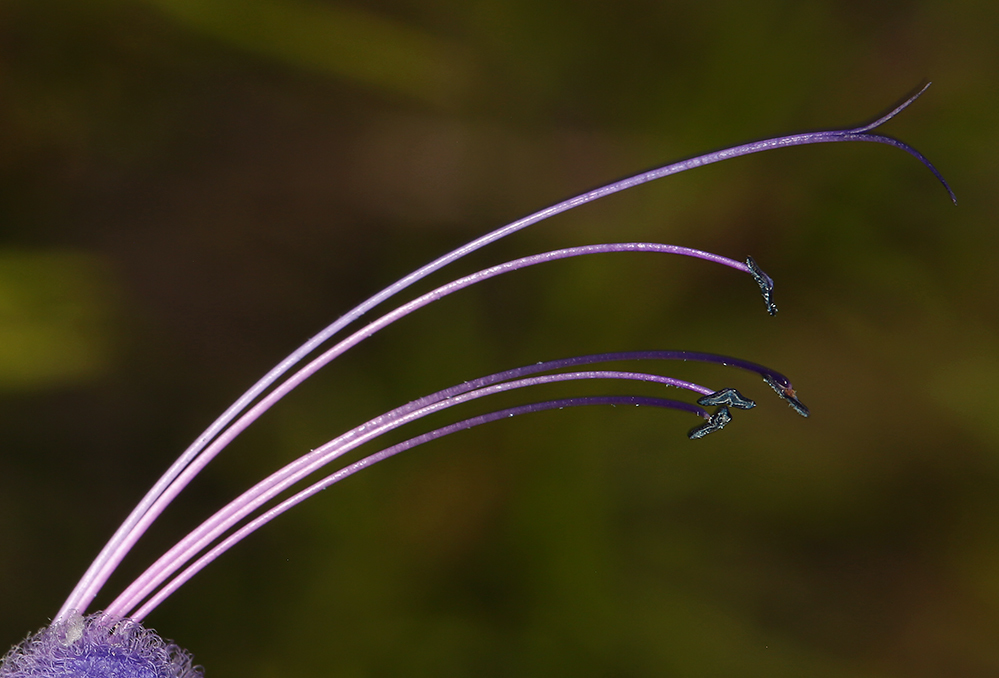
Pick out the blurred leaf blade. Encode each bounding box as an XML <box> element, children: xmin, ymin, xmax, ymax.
<box><xmin>0</xmin><ymin>251</ymin><xmax>115</xmax><ymax>390</ymax></box>
<box><xmin>139</xmin><ymin>0</ymin><xmax>473</xmax><ymax>106</ymax></box>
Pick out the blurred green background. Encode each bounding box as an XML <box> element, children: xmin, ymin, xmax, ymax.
<box><xmin>1</xmin><ymin>1</ymin><xmax>997</xmax><ymax>676</ymax></box>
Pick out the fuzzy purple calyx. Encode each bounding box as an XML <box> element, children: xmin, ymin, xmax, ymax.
<box><xmin>0</xmin><ymin>613</ymin><xmax>200</xmax><ymax>678</ymax></box>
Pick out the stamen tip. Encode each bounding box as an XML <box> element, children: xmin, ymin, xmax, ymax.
<box><xmin>784</xmin><ymin>395</ymin><xmax>810</xmax><ymax>418</ymax></box>
<box><xmin>697</xmin><ymin>387</ymin><xmax>756</xmax><ymax>410</ymax></box>
<box><xmin>762</xmin><ymin>373</ymin><xmax>810</xmax><ymax>417</ymax></box>
<box><xmin>746</xmin><ymin>256</ymin><xmax>778</xmax><ymax>316</ymax></box>
<box><xmin>687</xmin><ymin>406</ymin><xmax>733</xmax><ymax>439</ymax></box>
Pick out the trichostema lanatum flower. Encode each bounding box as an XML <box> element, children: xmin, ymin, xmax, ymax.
<box><xmin>1</xmin><ymin>84</ymin><xmax>953</xmax><ymax>678</ymax></box>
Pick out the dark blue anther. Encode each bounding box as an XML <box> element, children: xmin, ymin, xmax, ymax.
<box><xmin>746</xmin><ymin>256</ymin><xmax>778</xmax><ymax>316</ymax></box>
<box><xmin>762</xmin><ymin>373</ymin><xmax>810</xmax><ymax>417</ymax></box>
<box><xmin>687</xmin><ymin>406</ymin><xmax>733</xmax><ymax>439</ymax></box>
<box><xmin>697</xmin><ymin>387</ymin><xmax>756</xmax><ymax>410</ymax></box>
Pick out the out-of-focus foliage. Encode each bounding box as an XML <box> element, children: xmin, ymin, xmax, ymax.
<box><xmin>0</xmin><ymin>251</ymin><xmax>114</xmax><ymax>389</ymax></box>
<box><xmin>1</xmin><ymin>1</ymin><xmax>997</xmax><ymax>677</ymax></box>
<box><xmin>141</xmin><ymin>0</ymin><xmax>472</xmax><ymax>106</ymax></box>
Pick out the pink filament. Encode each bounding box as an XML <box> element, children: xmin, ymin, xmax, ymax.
<box><xmin>131</xmin><ymin>393</ymin><xmax>707</xmax><ymax>621</ymax></box>
<box><xmin>107</xmin><ymin>370</ymin><xmax>712</xmax><ymax>618</ymax></box>
<box><xmin>59</xmin><ymin>83</ymin><xmax>951</xmax><ymax>622</ymax></box>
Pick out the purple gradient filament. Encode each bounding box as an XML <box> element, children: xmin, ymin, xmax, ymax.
<box><xmin>40</xmin><ymin>84</ymin><xmax>952</xmax><ymax>635</ymax></box>
<box><xmin>106</xmin><ymin>367</ymin><xmax>719</xmax><ymax>619</ymax></box>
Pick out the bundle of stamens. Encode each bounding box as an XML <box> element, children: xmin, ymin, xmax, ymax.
<box><xmin>0</xmin><ymin>84</ymin><xmax>953</xmax><ymax>678</ymax></box>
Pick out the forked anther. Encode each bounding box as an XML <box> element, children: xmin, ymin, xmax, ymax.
<box><xmin>697</xmin><ymin>387</ymin><xmax>756</xmax><ymax>410</ymax></box>
<box><xmin>746</xmin><ymin>256</ymin><xmax>778</xmax><ymax>316</ymax></box>
<box><xmin>688</xmin><ymin>406</ymin><xmax>733</xmax><ymax>439</ymax></box>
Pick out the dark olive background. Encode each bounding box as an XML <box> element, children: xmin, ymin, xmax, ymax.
<box><xmin>1</xmin><ymin>1</ymin><xmax>997</xmax><ymax>676</ymax></box>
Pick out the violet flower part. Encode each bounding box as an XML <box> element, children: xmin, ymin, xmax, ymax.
<box><xmin>74</xmin><ymin>242</ymin><xmax>753</xmax><ymax>620</ymax></box>
<box><xmin>105</xmin><ymin>369</ymin><xmax>721</xmax><ymax>618</ymax></box>
<box><xmin>109</xmin><ymin>342</ymin><xmax>802</xmax><ymax>619</ymax></box>
<box><xmin>131</xmin><ymin>393</ymin><xmax>712</xmax><ymax>621</ymax></box>
<box><xmin>389</xmin><ymin>349</ymin><xmax>789</xmax><ymax>432</ymax></box>
<box><xmin>1</xmin><ymin>612</ymin><xmax>201</xmax><ymax>678</ymax></box>
<box><xmin>272</xmin><ymin>351</ymin><xmax>770</xmax><ymax>464</ymax></box>
<box><xmin>59</xmin><ymin>85</ymin><xmax>944</xmax><ymax>621</ymax></box>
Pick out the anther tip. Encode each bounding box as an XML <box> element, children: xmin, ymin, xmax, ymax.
<box><xmin>762</xmin><ymin>373</ymin><xmax>810</xmax><ymax>418</ymax></box>
<box><xmin>697</xmin><ymin>387</ymin><xmax>756</xmax><ymax>410</ymax></box>
<box><xmin>746</xmin><ymin>256</ymin><xmax>778</xmax><ymax>316</ymax></box>
<box><xmin>687</xmin><ymin>406</ymin><xmax>733</xmax><ymax>439</ymax></box>
<box><xmin>784</xmin><ymin>396</ymin><xmax>810</xmax><ymax>418</ymax></box>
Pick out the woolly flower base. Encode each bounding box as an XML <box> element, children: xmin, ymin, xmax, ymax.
<box><xmin>0</xmin><ymin>613</ymin><xmax>201</xmax><ymax>678</ymax></box>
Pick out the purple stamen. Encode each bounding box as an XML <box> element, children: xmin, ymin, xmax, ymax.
<box><xmin>130</xmin><ymin>394</ymin><xmax>711</xmax><ymax>621</ymax></box>
<box><xmin>109</xmin><ymin>349</ymin><xmax>790</xmax><ymax>618</ymax></box>
<box><xmin>105</xmin><ymin>367</ymin><xmax>728</xmax><ymax>619</ymax></box>
<box><xmin>59</xmin><ymin>242</ymin><xmax>757</xmax><ymax>621</ymax></box>
<box><xmin>54</xmin><ymin>84</ymin><xmax>943</xmax><ymax>623</ymax></box>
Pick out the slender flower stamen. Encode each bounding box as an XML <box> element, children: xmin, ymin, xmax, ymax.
<box><xmin>52</xmin><ymin>85</ymin><xmax>948</xmax><ymax>628</ymax></box>
<box><xmin>107</xmin><ymin>346</ymin><xmax>799</xmax><ymax>618</ymax></box>
<box><xmin>131</xmin><ymin>393</ymin><xmax>719</xmax><ymax>621</ymax></box>
<box><xmin>106</xmin><ymin>362</ymin><xmax>765</xmax><ymax>619</ymax></box>
<box><xmin>59</xmin><ymin>241</ymin><xmax>771</xmax><ymax>621</ymax></box>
